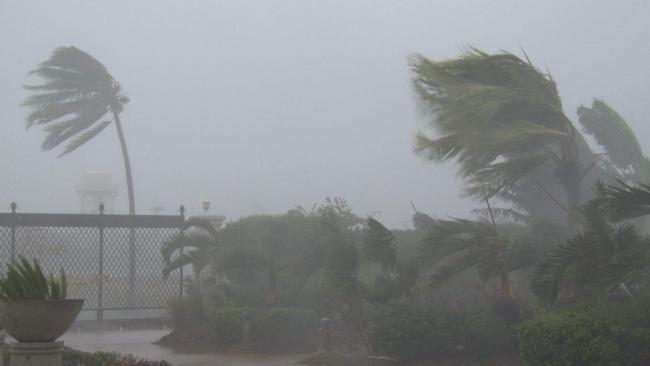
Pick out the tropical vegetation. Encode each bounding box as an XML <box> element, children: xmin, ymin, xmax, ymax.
<box><xmin>0</xmin><ymin>256</ymin><xmax>67</xmax><ymax>301</ymax></box>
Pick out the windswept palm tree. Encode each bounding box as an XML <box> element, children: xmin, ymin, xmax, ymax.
<box><xmin>531</xmin><ymin>206</ymin><xmax>649</xmax><ymax>304</ymax></box>
<box><xmin>411</xmin><ymin>49</ymin><xmax>649</xmax><ymax>232</ymax></box>
<box><xmin>23</xmin><ymin>46</ymin><xmax>135</xmax><ymax>215</ymax></box>
<box><xmin>592</xmin><ymin>180</ymin><xmax>650</xmax><ymax>222</ymax></box>
<box><xmin>411</xmin><ymin>48</ymin><xmax>592</xmax><ymax>229</ymax></box>
<box><xmin>161</xmin><ymin>218</ymin><xmax>221</xmax><ymax>285</ymax></box>
<box><xmin>578</xmin><ymin>99</ymin><xmax>650</xmax><ymax>184</ymax></box>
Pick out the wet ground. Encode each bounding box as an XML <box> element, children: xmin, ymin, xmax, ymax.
<box><xmin>61</xmin><ymin>329</ymin><xmax>307</xmax><ymax>366</ymax></box>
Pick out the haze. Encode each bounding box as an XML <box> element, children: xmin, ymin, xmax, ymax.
<box><xmin>1</xmin><ymin>0</ymin><xmax>649</xmax><ymax>227</ymax></box>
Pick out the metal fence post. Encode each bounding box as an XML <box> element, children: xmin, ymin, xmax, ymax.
<box><xmin>179</xmin><ymin>205</ymin><xmax>185</xmax><ymax>298</ymax></box>
<box><xmin>97</xmin><ymin>204</ymin><xmax>105</xmax><ymax>322</ymax></box>
<box><xmin>10</xmin><ymin>202</ymin><xmax>17</xmax><ymax>263</ymax></box>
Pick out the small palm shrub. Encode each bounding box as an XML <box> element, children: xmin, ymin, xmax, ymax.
<box><xmin>0</xmin><ymin>256</ymin><xmax>67</xmax><ymax>301</ymax></box>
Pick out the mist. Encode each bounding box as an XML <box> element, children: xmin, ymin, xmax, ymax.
<box><xmin>1</xmin><ymin>0</ymin><xmax>648</xmax><ymax>227</ymax></box>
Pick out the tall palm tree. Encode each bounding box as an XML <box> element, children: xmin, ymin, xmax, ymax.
<box><xmin>410</xmin><ymin>49</ymin><xmax>649</xmax><ymax>232</ymax></box>
<box><xmin>23</xmin><ymin>46</ymin><xmax>135</xmax><ymax>215</ymax></box>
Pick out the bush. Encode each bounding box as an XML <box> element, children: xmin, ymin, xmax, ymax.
<box><xmin>365</xmin><ymin>300</ymin><xmax>515</xmax><ymax>361</ymax></box>
<box><xmin>167</xmin><ymin>295</ymin><xmax>204</xmax><ymax>329</ymax></box>
<box><xmin>63</xmin><ymin>347</ymin><xmax>170</xmax><ymax>366</ymax></box>
<box><xmin>518</xmin><ymin>300</ymin><xmax>650</xmax><ymax>366</ymax></box>
<box><xmin>206</xmin><ymin>307</ymin><xmax>319</xmax><ymax>351</ymax></box>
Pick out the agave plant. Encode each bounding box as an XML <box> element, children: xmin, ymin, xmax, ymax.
<box><xmin>0</xmin><ymin>256</ymin><xmax>67</xmax><ymax>301</ymax></box>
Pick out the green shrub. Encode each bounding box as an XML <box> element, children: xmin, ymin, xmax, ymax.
<box><xmin>365</xmin><ymin>300</ymin><xmax>515</xmax><ymax>361</ymax></box>
<box><xmin>63</xmin><ymin>347</ymin><xmax>170</xmax><ymax>366</ymax></box>
<box><xmin>210</xmin><ymin>307</ymin><xmax>248</xmax><ymax>343</ymax></box>
<box><xmin>167</xmin><ymin>295</ymin><xmax>204</xmax><ymax>329</ymax></box>
<box><xmin>206</xmin><ymin>307</ymin><xmax>318</xmax><ymax>351</ymax></box>
<box><xmin>518</xmin><ymin>300</ymin><xmax>650</xmax><ymax>366</ymax></box>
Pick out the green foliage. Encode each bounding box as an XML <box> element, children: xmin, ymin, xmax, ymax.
<box><xmin>365</xmin><ymin>300</ymin><xmax>515</xmax><ymax>361</ymax></box>
<box><xmin>23</xmin><ymin>46</ymin><xmax>128</xmax><ymax>156</ymax></box>
<box><xmin>419</xmin><ymin>214</ymin><xmax>535</xmax><ymax>293</ymax></box>
<box><xmin>63</xmin><ymin>347</ymin><xmax>170</xmax><ymax>366</ymax></box>
<box><xmin>593</xmin><ymin>180</ymin><xmax>650</xmax><ymax>222</ymax></box>
<box><xmin>206</xmin><ymin>307</ymin><xmax>318</xmax><ymax>351</ymax></box>
<box><xmin>0</xmin><ymin>256</ymin><xmax>67</xmax><ymax>301</ymax></box>
<box><xmin>531</xmin><ymin>206</ymin><xmax>649</xmax><ymax>304</ymax></box>
<box><xmin>518</xmin><ymin>301</ymin><xmax>650</xmax><ymax>366</ymax></box>
<box><xmin>578</xmin><ymin>99</ymin><xmax>650</xmax><ymax>182</ymax></box>
<box><xmin>410</xmin><ymin>48</ymin><xmax>578</xmax><ymax>199</ymax></box>
<box><xmin>167</xmin><ymin>292</ymin><xmax>204</xmax><ymax>329</ymax></box>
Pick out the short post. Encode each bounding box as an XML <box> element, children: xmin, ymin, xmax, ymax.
<box><xmin>8</xmin><ymin>342</ymin><xmax>64</xmax><ymax>366</ymax></box>
<box><xmin>179</xmin><ymin>205</ymin><xmax>185</xmax><ymax>298</ymax></box>
<box><xmin>97</xmin><ymin>203</ymin><xmax>105</xmax><ymax>323</ymax></box>
<box><xmin>319</xmin><ymin>317</ymin><xmax>332</xmax><ymax>351</ymax></box>
<box><xmin>10</xmin><ymin>202</ymin><xmax>17</xmax><ymax>263</ymax></box>
<box><xmin>0</xmin><ymin>328</ymin><xmax>5</xmax><ymax>366</ymax></box>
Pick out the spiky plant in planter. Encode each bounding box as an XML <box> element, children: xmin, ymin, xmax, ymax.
<box><xmin>0</xmin><ymin>256</ymin><xmax>83</xmax><ymax>343</ymax></box>
<box><xmin>0</xmin><ymin>257</ymin><xmax>67</xmax><ymax>301</ymax></box>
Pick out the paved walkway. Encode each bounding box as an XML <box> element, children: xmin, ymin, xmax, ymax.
<box><xmin>61</xmin><ymin>329</ymin><xmax>306</xmax><ymax>366</ymax></box>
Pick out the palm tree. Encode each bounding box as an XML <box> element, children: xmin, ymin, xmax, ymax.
<box><xmin>410</xmin><ymin>49</ymin><xmax>649</xmax><ymax>232</ymax></box>
<box><xmin>420</xmin><ymin>217</ymin><xmax>536</xmax><ymax>298</ymax></box>
<box><xmin>23</xmin><ymin>46</ymin><xmax>140</xmax><ymax>304</ymax></box>
<box><xmin>23</xmin><ymin>46</ymin><xmax>135</xmax><ymax>215</ymax></box>
<box><xmin>578</xmin><ymin>99</ymin><xmax>650</xmax><ymax>184</ymax></box>
<box><xmin>592</xmin><ymin>180</ymin><xmax>650</xmax><ymax>222</ymax></box>
<box><xmin>531</xmin><ymin>206</ymin><xmax>649</xmax><ymax>304</ymax></box>
<box><xmin>161</xmin><ymin>218</ymin><xmax>221</xmax><ymax>288</ymax></box>
<box><xmin>411</xmin><ymin>48</ymin><xmax>593</xmax><ymax>229</ymax></box>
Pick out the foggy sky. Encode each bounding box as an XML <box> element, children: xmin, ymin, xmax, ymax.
<box><xmin>1</xmin><ymin>0</ymin><xmax>649</xmax><ymax>228</ymax></box>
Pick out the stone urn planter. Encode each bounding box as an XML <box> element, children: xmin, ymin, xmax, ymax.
<box><xmin>3</xmin><ymin>299</ymin><xmax>83</xmax><ymax>343</ymax></box>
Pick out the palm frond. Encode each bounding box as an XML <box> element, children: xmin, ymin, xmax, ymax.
<box><xmin>593</xmin><ymin>180</ymin><xmax>650</xmax><ymax>221</ymax></box>
<box><xmin>182</xmin><ymin>218</ymin><xmax>219</xmax><ymax>239</ymax></box>
<box><xmin>23</xmin><ymin>46</ymin><xmax>127</xmax><ymax>155</ymax></box>
<box><xmin>578</xmin><ymin>99</ymin><xmax>649</xmax><ymax>180</ymax></box>
<box><xmin>363</xmin><ymin>217</ymin><xmax>397</xmax><ymax>268</ymax></box>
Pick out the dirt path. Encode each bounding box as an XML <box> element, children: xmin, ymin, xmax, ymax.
<box><xmin>62</xmin><ymin>329</ymin><xmax>307</xmax><ymax>366</ymax></box>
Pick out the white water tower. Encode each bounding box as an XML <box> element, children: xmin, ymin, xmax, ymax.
<box><xmin>76</xmin><ymin>172</ymin><xmax>118</xmax><ymax>214</ymax></box>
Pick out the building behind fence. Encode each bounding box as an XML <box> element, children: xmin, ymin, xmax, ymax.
<box><xmin>0</xmin><ymin>203</ymin><xmax>184</xmax><ymax>320</ymax></box>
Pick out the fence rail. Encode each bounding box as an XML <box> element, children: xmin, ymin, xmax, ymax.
<box><xmin>0</xmin><ymin>203</ymin><xmax>185</xmax><ymax>321</ymax></box>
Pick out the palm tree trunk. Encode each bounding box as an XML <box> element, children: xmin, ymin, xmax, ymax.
<box><xmin>500</xmin><ymin>274</ymin><xmax>512</xmax><ymax>297</ymax></box>
<box><xmin>113</xmin><ymin>113</ymin><xmax>135</xmax><ymax>215</ymax></box>
<box><xmin>113</xmin><ymin>112</ymin><xmax>137</xmax><ymax>306</ymax></box>
<box><xmin>564</xmin><ymin>180</ymin><xmax>581</xmax><ymax>233</ymax></box>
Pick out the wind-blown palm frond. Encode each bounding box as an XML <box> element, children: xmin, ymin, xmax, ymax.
<box><xmin>411</xmin><ymin>48</ymin><xmax>580</xmax><ymax>199</ymax></box>
<box><xmin>419</xmin><ymin>204</ymin><xmax>537</xmax><ymax>298</ymax></box>
<box><xmin>593</xmin><ymin>180</ymin><xmax>650</xmax><ymax>222</ymax></box>
<box><xmin>363</xmin><ymin>217</ymin><xmax>397</xmax><ymax>269</ymax></box>
<box><xmin>161</xmin><ymin>220</ymin><xmax>220</xmax><ymax>279</ymax></box>
<box><xmin>23</xmin><ymin>46</ymin><xmax>128</xmax><ymax>155</ymax></box>
<box><xmin>531</xmin><ymin>207</ymin><xmax>649</xmax><ymax>304</ymax></box>
<box><xmin>182</xmin><ymin>218</ymin><xmax>219</xmax><ymax>239</ymax></box>
<box><xmin>412</xmin><ymin>211</ymin><xmax>436</xmax><ymax>231</ymax></box>
<box><xmin>578</xmin><ymin>99</ymin><xmax>650</xmax><ymax>181</ymax></box>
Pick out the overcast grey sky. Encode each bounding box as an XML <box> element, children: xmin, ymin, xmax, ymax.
<box><xmin>1</xmin><ymin>0</ymin><xmax>649</xmax><ymax>227</ymax></box>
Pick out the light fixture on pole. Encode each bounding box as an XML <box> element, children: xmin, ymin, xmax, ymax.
<box><xmin>201</xmin><ymin>201</ymin><xmax>210</xmax><ymax>214</ymax></box>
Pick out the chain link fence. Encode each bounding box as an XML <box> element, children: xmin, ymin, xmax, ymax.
<box><xmin>0</xmin><ymin>206</ymin><xmax>184</xmax><ymax>320</ymax></box>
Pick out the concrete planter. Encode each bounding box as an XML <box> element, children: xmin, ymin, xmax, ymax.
<box><xmin>4</xmin><ymin>299</ymin><xmax>83</xmax><ymax>342</ymax></box>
